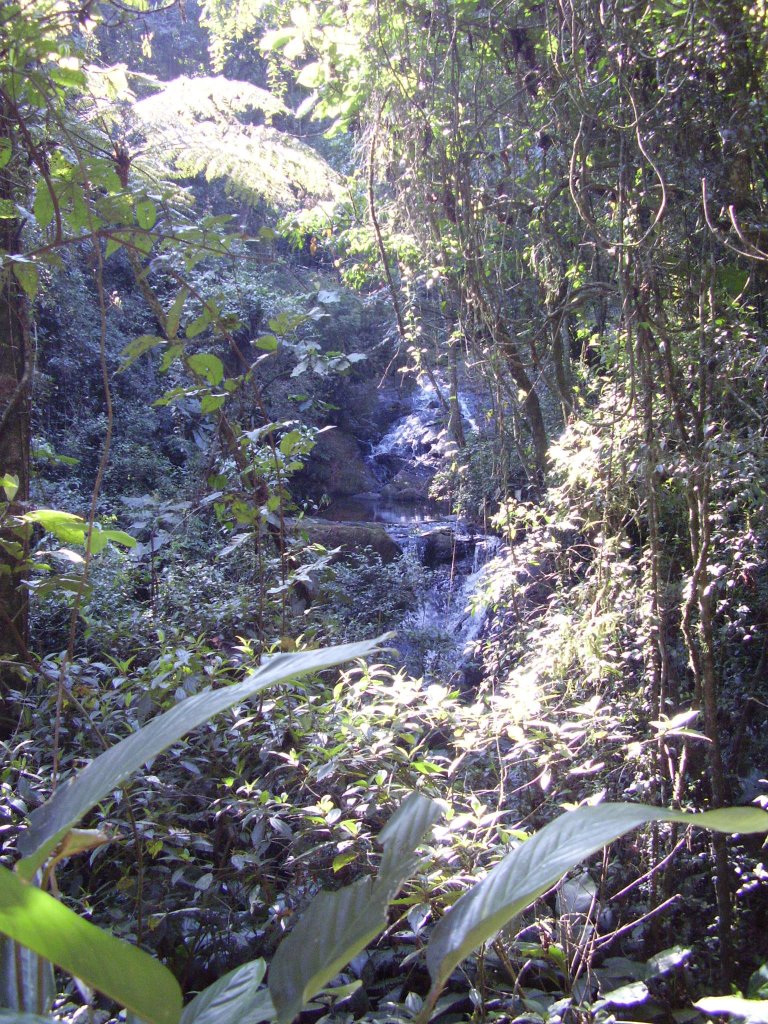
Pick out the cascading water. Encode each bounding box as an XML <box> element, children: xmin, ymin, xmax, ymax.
<box><xmin>371</xmin><ymin>381</ymin><xmax>446</xmax><ymax>467</ymax></box>
<box><xmin>316</xmin><ymin>376</ymin><xmax>503</xmax><ymax>687</ymax></box>
<box><xmin>392</xmin><ymin>529</ymin><xmax>505</xmax><ymax>685</ymax></box>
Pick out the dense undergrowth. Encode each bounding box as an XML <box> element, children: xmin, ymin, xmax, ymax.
<box><xmin>5</xmin><ymin>458</ymin><xmax>768</xmax><ymax>1019</ymax></box>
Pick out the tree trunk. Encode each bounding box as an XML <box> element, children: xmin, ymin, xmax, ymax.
<box><xmin>0</xmin><ymin>173</ymin><xmax>31</xmax><ymax>723</ymax></box>
<box><xmin>493</xmin><ymin>318</ymin><xmax>548</xmax><ymax>479</ymax></box>
<box><xmin>447</xmin><ymin>338</ymin><xmax>466</xmax><ymax>449</ymax></box>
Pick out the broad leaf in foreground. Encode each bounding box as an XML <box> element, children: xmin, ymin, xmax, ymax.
<box><xmin>17</xmin><ymin>637</ymin><xmax>382</xmax><ymax>879</ymax></box>
<box><xmin>694</xmin><ymin>996</ymin><xmax>768</xmax><ymax>1022</ymax></box>
<box><xmin>0</xmin><ymin>867</ymin><xmax>181</xmax><ymax>1024</ymax></box>
<box><xmin>268</xmin><ymin>792</ymin><xmax>442</xmax><ymax>1024</ymax></box>
<box><xmin>425</xmin><ymin>804</ymin><xmax>768</xmax><ymax>996</ymax></box>
<box><xmin>180</xmin><ymin>959</ymin><xmax>275</xmax><ymax>1024</ymax></box>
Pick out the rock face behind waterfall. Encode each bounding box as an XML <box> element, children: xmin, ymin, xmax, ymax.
<box><xmin>298</xmin><ymin>379</ymin><xmax>478</xmax><ymax>506</ymax></box>
<box><xmin>417</xmin><ymin>527</ymin><xmax>477</xmax><ymax>568</ymax></box>
<box><xmin>300</xmin><ymin>428</ymin><xmax>379</xmax><ymax>497</ymax></box>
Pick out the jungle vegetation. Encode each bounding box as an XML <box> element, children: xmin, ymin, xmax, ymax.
<box><xmin>1</xmin><ymin>1</ymin><xmax>768</xmax><ymax>1023</ymax></box>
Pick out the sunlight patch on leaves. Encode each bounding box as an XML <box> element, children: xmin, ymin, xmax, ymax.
<box><xmin>132</xmin><ymin>76</ymin><xmax>343</xmax><ymax>212</ymax></box>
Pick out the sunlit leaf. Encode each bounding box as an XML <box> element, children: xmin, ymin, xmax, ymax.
<box><xmin>646</xmin><ymin>945</ymin><xmax>691</xmax><ymax>977</ymax></box>
<box><xmin>188</xmin><ymin>353</ymin><xmax>224</xmax><ymax>386</ymax></box>
<box><xmin>48</xmin><ymin>65</ymin><xmax>86</xmax><ymax>90</ymax></box>
<box><xmin>22</xmin><ymin>510</ymin><xmax>87</xmax><ymax>546</ymax></box>
<box><xmin>0</xmin><ymin>475</ymin><xmax>19</xmax><ymax>501</ymax></box>
<box><xmin>21</xmin><ymin>511</ymin><xmax>135</xmax><ymax>555</ymax></box>
<box><xmin>0</xmin><ymin>867</ymin><xmax>181</xmax><ymax>1024</ymax></box>
<box><xmin>695</xmin><ymin>997</ymin><xmax>768</xmax><ymax>1022</ymax></box>
<box><xmin>596</xmin><ymin>980</ymin><xmax>649</xmax><ymax>1007</ymax></box>
<box><xmin>425</xmin><ymin>804</ymin><xmax>768</xmax><ymax>994</ymax></box>
<box><xmin>253</xmin><ymin>335</ymin><xmax>278</xmax><ymax>351</ymax></box>
<box><xmin>296</xmin><ymin>62</ymin><xmax>323</xmax><ymax>89</ymax></box>
<box><xmin>259</xmin><ymin>28</ymin><xmax>297</xmax><ymax>52</ymax></box>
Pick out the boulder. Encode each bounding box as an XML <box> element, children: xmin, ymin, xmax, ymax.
<box><xmin>417</xmin><ymin>527</ymin><xmax>477</xmax><ymax>568</ymax></box>
<box><xmin>300</xmin><ymin>428</ymin><xmax>379</xmax><ymax>497</ymax></box>
<box><xmin>380</xmin><ymin>464</ymin><xmax>434</xmax><ymax>502</ymax></box>
<box><xmin>296</xmin><ymin>520</ymin><xmax>402</xmax><ymax>564</ymax></box>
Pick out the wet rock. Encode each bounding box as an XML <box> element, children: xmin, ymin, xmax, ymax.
<box><xmin>380</xmin><ymin>464</ymin><xmax>434</xmax><ymax>502</ymax></box>
<box><xmin>337</xmin><ymin>383</ymin><xmax>411</xmax><ymax>442</ymax></box>
<box><xmin>297</xmin><ymin>521</ymin><xmax>402</xmax><ymax>564</ymax></box>
<box><xmin>372</xmin><ymin>451</ymin><xmax>406</xmax><ymax>478</ymax></box>
<box><xmin>418</xmin><ymin>527</ymin><xmax>477</xmax><ymax>567</ymax></box>
<box><xmin>459</xmin><ymin>659</ymin><xmax>485</xmax><ymax>690</ymax></box>
<box><xmin>300</xmin><ymin>428</ymin><xmax>379</xmax><ymax>497</ymax></box>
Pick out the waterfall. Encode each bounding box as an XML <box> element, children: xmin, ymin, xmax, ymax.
<box><xmin>313</xmin><ymin>376</ymin><xmax>503</xmax><ymax>688</ymax></box>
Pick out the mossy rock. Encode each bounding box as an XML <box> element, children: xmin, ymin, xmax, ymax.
<box><xmin>297</xmin><ymin>521</ymin><xmax>402</xmax><ymax>564</ymax></box>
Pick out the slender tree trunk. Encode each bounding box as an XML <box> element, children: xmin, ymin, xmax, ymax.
<box><xmin>492</xmin><ymin>318</ymin><xmax>548</xmax><ymax>479</ymax></box>
<box><xmin>0</xmin><ymin>130</ymin><xmax>31</xmax><ymax>723</ymax></box>
<box><xmin>550</xmin><ymin>279</ymin><xmax>574</xmax><ymax>419</ymax></box>
<box><xmin>447</xmin><ymin>338</ymin><xmax>466</xmax><ymax>449</ymax></box>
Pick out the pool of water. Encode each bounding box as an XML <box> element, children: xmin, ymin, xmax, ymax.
<box><xmin>320</xmin><ymin>495</ymin><xmax>447</xmax><ymax>525</ymax></box>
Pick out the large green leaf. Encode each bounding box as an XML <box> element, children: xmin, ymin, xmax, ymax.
<box><xmin>695</xmin><ymin>997</ymin><xmax>768</xmax><ymax>1022</ymax></box>
<box><xmin>0</xmin><ymin>474</ymin><xmax>19</xmax><ymax>501</ymax></box>
<box><xmin>21</xmin><ymin>510</ymin><xmax>136</xmax><ymax>555</ymax></box>
<box><xmin>0</xmin><ymin>867</ymin><xmax>181</xmax><ymax>1024</ymax></box>
<box><xmin>16</xmin><ymin>638</ymin><xmax>382</xmax><ymax>879</ymax></box>
<box><xmin>187</xmin><ymin>353</ymin><xmax>224</xmax><ymax>386</ymax></box>
<box><xmin>269</xmin><ymin>792</ymin><xmax>442</xmax><ymax>1024</ymax></box>
<box><xmin>425</xmin><ymin>804</ymin><xmax>768</xmax><ymax>995</ymax></box>
<box><xmin>181</xmin><ymin>960</ymin><xmax>275</xmax><ymax>1024</ymax></box>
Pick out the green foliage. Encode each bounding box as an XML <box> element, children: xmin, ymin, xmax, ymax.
<box><xmin>180</xmin><ymin>960</ymin><xmax>272</xmax><ymax>1024</ymax></box>
<box><xmin>269</xmin><ymin>792</ymin><xmax>442</xmax><ymax>1024</ymax></box>
<box><xmin>0</xmin><ymin>868</ymin><xmax>182</xmax><ymax>1024</ymax></box>
<box><xmin>17</xmin><ymin>636</ymin><xmax>382</xmax><ymax>879</ymax></box>
<box><xmin>22</xmin><ymin>509</ymin><xmax>136</xmax><ymax>556</ymax></box>
<box><xmin>5</xmin><ymin>3</ymin><xmax>768</xmax><ymax>1023</ymax></box>
<box><xmin>309</xmin><ymin>550</ymin><xmax>426</xmax><ymax>641</ymax></box>
<box><xmin>424</xmin><ymin>804</ymin><xmax>768</xmax><ymax>999</ymax></box>
<box><xmin>132</xmin><ymin>75</ymin><xmax>344</xmax><ymax>212</ymax></box>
